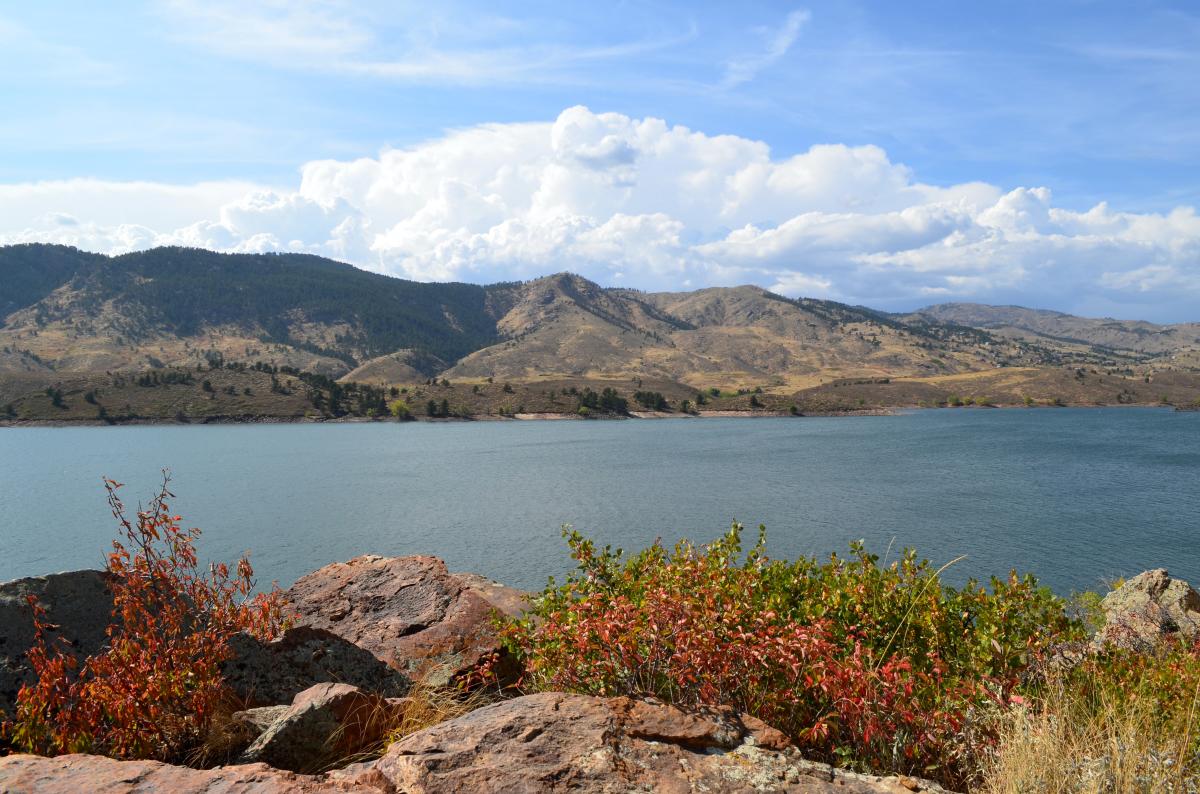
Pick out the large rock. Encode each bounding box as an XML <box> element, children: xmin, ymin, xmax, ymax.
<box><xmin>240</xmin><ymin>682</ymin><xmax>400</xmax><ymax>773</ymax></box>
<box><xmin>1097</xmin><ymin>568</ymin><xmax>1200</xmax><ymax>651</ymax></box>
<box><xmin>284</xmin><ymin>555</ymin><xmax>526</xmax><ymax>685</ymax></box>
<box><xmin>223</xmin><ymin>625</ymin><xmax>411</xmax><ymax>706</ymax></box>
<box><xmin>0</xmin><ymin>754</ymin><xmax>374</xmax><ymax>793</ymax></box>
<box><xmin>370</xmin><ymin>692</ymin><xmax>952</xmax><ymax>793</ymax></box>
<box><xmin>0</xmin><ymin>694</ymin><xmax>952</xmax><ymax>792</ymax></box>
<box><xmin>0</xmin><ymin>570</ymin><xmax>113</xmax><ymax>716</ymax></box>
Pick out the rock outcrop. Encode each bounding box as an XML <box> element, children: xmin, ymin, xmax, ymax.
<box><xmin>0</xmin><ymin>754</ymin><xmax>371</xmax><ymax>793</ymax></box>
<box><xmin>240</xmin><ymin>682</ymin><xmax>399</xmax><ymax>773</ymax></box>
<box><xmin>1097</xmin><ymin>568</ymin><xmax>1200</xmax><ymax>651</ymax></box>
<box><xmin>223</xmin><ymin>625</ymin><xmax>411</xmax><ymax>706</ymax></box>
<box><xmin>0</xmin><ymin>693</ymin><xmax>952</xmax><ymax>793</ymax></box>
<box><xmin>284</xmin><ymin>555</ymin><xmax>526</xmax><ymax>685</ymax></box>
<box><xmin>0</xmin><ymin>570</ymin><xmax>113</xmax><ymax>716</ymax></box>
<box><xmin>371</xmin><ymin>692</ymin><xmax>950</xmax><ymax>793</ymax></box>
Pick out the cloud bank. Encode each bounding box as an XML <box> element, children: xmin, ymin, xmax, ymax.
<box><xmin>2</xmin><ymin>106</ymin><xmax>1198</xmax><ymax>319</ymax></box>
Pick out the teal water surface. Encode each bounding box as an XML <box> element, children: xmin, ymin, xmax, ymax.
<box><xmin>1</xmin><ymin>408</ymin><xmax>1197</xmax><ymax>595</ymax></box>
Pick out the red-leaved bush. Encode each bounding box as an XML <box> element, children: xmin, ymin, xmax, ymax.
<box><xmin>1</xmin><ymin>473</ymin><xmax>286</xmax><ymax>761</ymax></box>
<box><xmin>498</xmin><ymin>525</ymin><xmax>1076</xmax><ymax>789</ymax></box>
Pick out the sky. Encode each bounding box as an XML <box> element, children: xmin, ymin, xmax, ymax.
<box><xmin>1</xmin><ymin>1</ymin><xmax>1198</xmax><ymax>321</ymax></box>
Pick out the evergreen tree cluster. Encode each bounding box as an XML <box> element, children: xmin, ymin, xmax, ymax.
<box><xmin>633</xmin><ymin>390</ymin><xmax>669</xmax><ymax>411</ymax></box>
<box><xmin>577</xmin><ymin>387</ymin><xmax>628</xmax><ymax>414</ymax></box>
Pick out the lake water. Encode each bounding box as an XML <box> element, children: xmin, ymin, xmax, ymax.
<box><xmin>1</xmin><ymin>408</ymin><xmax>1197</xmax><ymax>595</ymax></box>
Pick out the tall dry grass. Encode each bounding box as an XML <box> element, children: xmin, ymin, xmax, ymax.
<box><xmin>981</xmin><ymin>675</ymin><xmax>1200</xmax><ymax>793</ymax></box>
<box><xmin>382</xmin><ymin>671</ymin><xmax>499</xmax><ymax>746</ymax></box>
<box><xmin>333</xmin><ymin>666</ymin><xmax>501</xmax><ymax>769</ymax></box>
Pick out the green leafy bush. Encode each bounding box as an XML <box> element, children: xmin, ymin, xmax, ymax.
<box><xmin>499</xmin><ymin>525</ymin><xmax>1078</xmax><ymax>789</ymax></box>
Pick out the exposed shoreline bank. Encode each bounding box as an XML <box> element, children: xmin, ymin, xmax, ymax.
<box><xmin>2</xmin><ymin>402</ymin><xmax>1190</xmax><ymax>428</ymax></box>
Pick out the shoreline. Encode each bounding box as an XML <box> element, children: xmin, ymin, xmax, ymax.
<box><xmin>0</xmin><ymin>409</ymin><xmax>882</xmax><ymax>427</ymax></box>
<box><xmin>1</xmin><ymin>403</ymin><xmax>1188</xmax><ymax>428</ymax></box>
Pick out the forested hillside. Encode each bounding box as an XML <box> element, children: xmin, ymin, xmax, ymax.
<box><xmin>1</xmin><ymin>245</ymin><xmax>501</xmax><ymax>368</ymax></box>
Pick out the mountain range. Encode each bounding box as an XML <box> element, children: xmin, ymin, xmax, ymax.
<box><xmin>2</xmin><ymin>244</ymin><xmax>1198</xmax><ymax>394</ymax></box>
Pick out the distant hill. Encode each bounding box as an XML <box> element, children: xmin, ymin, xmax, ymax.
<box><xmin>0</xmin><ymin>244</ymin><xmax>501</xmax><ymax>375</ymax></box>
<box><xmin>2</xmin><ymin>245</ymin><xmax>1197</xmax><ymax>389</ymax></box>
<box><xmin>913</xmin><ymin>302</ymin><xmax>1200</xmax><ymax>356</ymax></box>
<box><xmin>443</xmin><ymin>274</ymin><xmax>1064</xmax><ymax>387</ymax></box>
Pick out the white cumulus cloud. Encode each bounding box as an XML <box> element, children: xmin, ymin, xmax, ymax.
<box><xmin>2</xmin><ymin>106</ymin><xmax>1199</xmax><ymax>320</ymax></box>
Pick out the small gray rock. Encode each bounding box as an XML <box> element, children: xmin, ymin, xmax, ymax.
<box><xmin>241</xmin><ymin>683</ymin><xmax>400</xmax><ymax>773</ymax></box>
<box><xmin>1097</xmin><ymin>568</ymin><xmax>1200</xmax><ymax>651</ymax></box>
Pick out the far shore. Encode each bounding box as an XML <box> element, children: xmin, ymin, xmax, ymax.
<box><xmin>3</xmin><ymin>402</ymin><xmax>1193</xmax><ymax>428</ymax></box>
<box><xmin>0</xmin><ymin>408</ymin><xmax>890</xmax><ymax>427</ymax></box>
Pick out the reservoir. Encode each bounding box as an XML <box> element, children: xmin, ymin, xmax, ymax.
<box><xmin>2</xmin><ymin>408</ymin><xmax>1197</xmax><ymax>595</ymax></box>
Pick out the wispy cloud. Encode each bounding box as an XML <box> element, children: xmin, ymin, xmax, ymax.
<box><xmin>161</xmin><ymin>0</ymin><xmax>371</xmax><ymax>61</ymax></box>
<box><xmin>720</xmin><ymin>9</ymin><xmax>810</xmax><ymax>89</ymax></box>
<box><xmin>160</xmin><ymin>0</ymin><xmax>696</xmax><ymax>86</ymax></box>
<box><xmin>1070</xmin><ymin>44</ymin><xmax>1198</xmax><ymax>63</ymax></box>
<box><xmin>0</xmin><ymin>14</ymin><xmax>121</xmax><ymax>85</ymax></box>
<box><xmin>341</xmin><ymin>29</ymin><xmax>700</xmax><ymax>86</ymax></box>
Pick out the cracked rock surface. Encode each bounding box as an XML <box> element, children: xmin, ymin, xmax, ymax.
<box><xmin>283</xmin><ymin>555</ymin><xmax>526</xmax><ymax>685</ymax></box>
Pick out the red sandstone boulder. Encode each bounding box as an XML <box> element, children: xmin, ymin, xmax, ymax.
<box><xmin>370</xmin><ymin>692</ymin><xmax>953</xmax><ymax>793</ymax></box>
<box><xmin>223</xmin><ymin>625</ymin><xmax>411</xmax><ymax>706</ymax></box>
<box><xmin>0</xmin><ymin>694</ymin><xmax>954</xmax><ymax>793</ymax></box>
<box><xmin>0</xmin><ymin>754</ymin><xmax>375</xmax><ymax>793</ymax></box>
<box><xmin>284</xmin><ymin>555</ymin><xmax>526</xmax><ymax>685</ymax></box>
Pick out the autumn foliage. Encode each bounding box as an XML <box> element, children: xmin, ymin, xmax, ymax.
<box><xmin>499</xmin><ymin>524</ymin><xmax>1077</xmax><ymax>789</ymax></box>
<box><xmin>2</xmin><ymin>473</ymin><xmax>286</xmax><ymax>761</ymax></box>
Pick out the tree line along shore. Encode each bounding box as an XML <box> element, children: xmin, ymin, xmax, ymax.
<box><xmin>3</xmin><ymin>361</ymin><xmax>1199</xmax><ymax>425</ymax></box>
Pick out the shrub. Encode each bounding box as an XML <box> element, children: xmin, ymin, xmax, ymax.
<box><xmin>1</xmin><ymin>473</ymin><xmax>286</xmax><ymax>761</ymax></box>
<box><xmin>498</xmin><ymin>525</ymin><xmax>1077</xmax><ymax>789</ymax></box>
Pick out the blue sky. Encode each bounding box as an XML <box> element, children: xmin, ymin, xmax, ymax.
<box><xmin>2</xmin><ymin>1</ymin><xmax>1198</xmax><ymax>320</ymax></box>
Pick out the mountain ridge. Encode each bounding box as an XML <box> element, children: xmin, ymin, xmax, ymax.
<box><xmin>2</xmin><ymin>244</ymin><xmax>1197</xmax><ymax>389</ymax></box>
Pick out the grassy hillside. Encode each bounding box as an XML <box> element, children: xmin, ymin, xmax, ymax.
<box><xmin>914</xmin><ymin>302</ymin><xmax>1200</xmax><ymax>356</ymax></box>
<box><xmin>0</xmin><ymin>365</ymin><xmax>398</xmax><ymax>423</ymax></box>
<box><xmin>7</xmin><ymin>361</ymin><xmax>1196</xmax><ymax>424</ymax></box>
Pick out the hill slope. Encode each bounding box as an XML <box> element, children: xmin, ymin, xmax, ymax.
<box><xmin>3</xmin><ymin>245</ymin><xmax>1197</xmax><ymax>392</ymax></box>
<box><xmin>0</xmin><ymin>245</ymin><xmax>502</xmax><ymax>376</ymax></box>
<box><xmin>914</xmin><ymin>302</ymin><xmax>1200</xmax><ymax>356</ymax></box>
